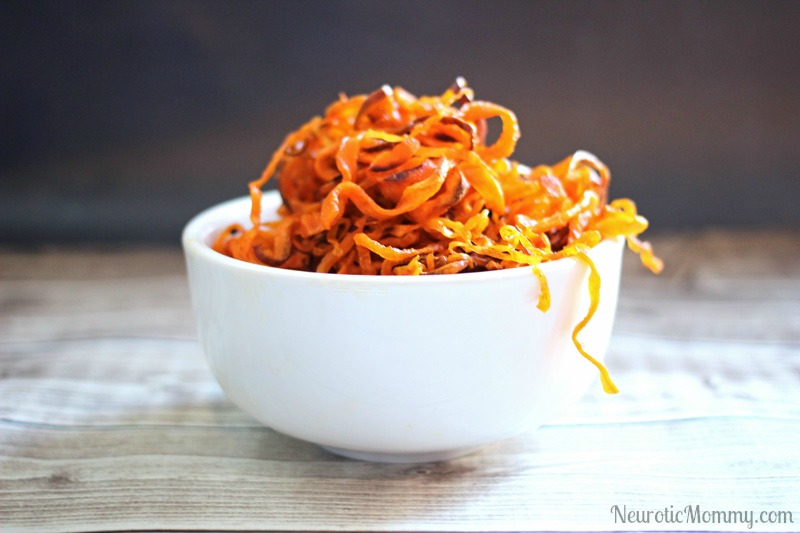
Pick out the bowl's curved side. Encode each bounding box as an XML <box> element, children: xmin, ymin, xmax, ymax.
<box><xmin>183</xmin><ymin>193</ymin><xmax>624</xmax><ymax>457</ymax></box>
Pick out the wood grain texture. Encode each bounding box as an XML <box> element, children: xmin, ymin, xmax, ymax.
<box><xmin>1</xmin><ymin>231</ymin><xmax>799</xmax><ymax>532</ymax></box>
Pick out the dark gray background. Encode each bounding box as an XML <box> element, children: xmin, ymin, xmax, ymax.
<box><xmin>2</xmin><ymin>0</ymin><xmax>799</xmax><ymax>244</ymax></box>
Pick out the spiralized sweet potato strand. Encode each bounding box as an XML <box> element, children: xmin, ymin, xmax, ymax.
<box><xmin>213</xmin><ymin>78</ymin><xmax>663</xmax><ymax>393</ymax></box>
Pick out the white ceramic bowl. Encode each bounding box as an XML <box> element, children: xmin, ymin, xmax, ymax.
<box><xmin>183</xmin><ymin>192</ymin><xmax>623</xmax><ymax>463</ymax></box>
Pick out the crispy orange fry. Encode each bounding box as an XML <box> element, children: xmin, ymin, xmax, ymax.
<box><xmin>213</xmin><ymin>80</ymin><xmax>663</xmax><ymax>393</ymax></box>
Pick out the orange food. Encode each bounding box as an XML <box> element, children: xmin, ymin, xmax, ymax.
<box><xmin>213</xmin><ymin>78</ymin><xmax>663</xmax><ymax>393</ymax></box>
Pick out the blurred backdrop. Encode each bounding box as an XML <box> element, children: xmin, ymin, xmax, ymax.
<box><xmin>2</xmin><ymin>0</ymin><xmax>799</xmax><ymax>244</ymax></box>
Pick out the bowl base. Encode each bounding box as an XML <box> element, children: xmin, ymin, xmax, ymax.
<box><xmin>320</xmin><ymin>444</ymin><xmax>483</xmax><ymax>463</ymax></box>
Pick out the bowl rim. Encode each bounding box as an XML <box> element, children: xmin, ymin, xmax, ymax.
<box><xmin>182</xmin><ymin>192</ymin><xmax>623</xmax><ymax>285</ymax></box>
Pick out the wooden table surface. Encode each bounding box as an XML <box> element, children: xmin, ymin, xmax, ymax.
<box><xmin>1</xmin><ymin>231</ymin><xmax>798</xmax><ymax>532</ymax></box>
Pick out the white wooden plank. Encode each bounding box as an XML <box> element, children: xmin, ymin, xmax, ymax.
<box><xmin>0</xmin><ymin>335</ymin><xmax>797</xmax><ymax>428</ymax></box>
<box><xmin>1</xmin><ymin>417</ymin><xmax>797</xmax><ymax>532</ymax></box>
<box><xmin>0</xmin><ymin>247</ymin><xmax>186</xmax><ymax>281</ymax></box>
<box><xmin>0</xmin><ymin>277</ymin><xmax>195</xmax><ymax>342</ymax></box>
